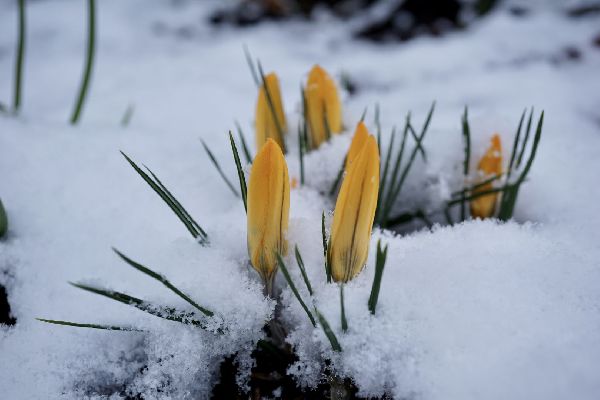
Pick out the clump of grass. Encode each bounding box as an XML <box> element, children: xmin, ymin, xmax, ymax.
<box><xmin>39</xmin><ymin>248</ymin><xmax>216</xmax><ymax>332</ymax></box>
<box><xmin>121</xmin><ymin>152</ymin><xmax>209</xmax><ymax>244</ymax></box>
<box><xmin>446</xmin><ymin>108</ymin><xmax>544</xmax><ymax>222</ymax></box>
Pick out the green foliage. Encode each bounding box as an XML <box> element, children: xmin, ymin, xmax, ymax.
<box><xmin>229</xmin><ymin>131</ymin><xmax>248</xmax><ymax>212</ymax></box>
<box><xmin>121</xmin><ymin>152</ymin><xmax>209</xmax><ymax>244</ymax></box>
<box><xmin>70</xmin><ymin>282</ymin><xmax>209</xmax><ymax>328</ymax></box>
<box><xmin>201</xmin><ymin>138</ymin><xmax>241</xmax><ymax>198</ymax></box>
<box><xmin>70</xmin><ymin>0</ymin><xmax>96</xmax><ymax>124</ymax></box>
<box><xmin>13</xmin><ymin>0</ymin><xmax>26</xmax><ymax>113</ymax></box>
<box><xmin>113</xmin><ymin>248</ymin><xmax>214</xmax><ymax>317</ymax></box>
<box><xmin>276</xmin><ymin>253</ymin><xmax>316</xmax><ymax>327</ymax></box>
<box><xmin>0</xmin><ymin>198</ymin><xmax>7</xmax><ymax>238</ymax></box>
<box><xmin>377</xmin><ymin>102</ymin><xmax>434</xmax><ymax>228</ymax></box>
<box><xmin>368</xmin><ymin>240</ymin><xmax>388</xmax><ymax>315</ymax></box>
<box><xmin>340</xmin><ymin>284</ymin><xmax>348</xmax><ymax>332</ymax></box>
<box><xmin>120</xmin><ymin>104</ymin><xmax>134</xmax><ymax>127</ymax></box>
<box><xmin>234</xmin><ymin>121</ymin><xmax>253</xmax><ymax>164</ymax></box>
<box><xmin>314</xmin><ymin>308</ymin><xmax>342</xmax><ymax>352</ymax></box>
<box><xmin>37</xmin><ymin>318</ymin><xmax>141</xmax><ymax>332</ymax></box>
<box><xmin>448</xmin><ymin>108</ymin><xmax>544</xmax><ymax>222</ymax></box>
<box><xmin>294</xmin><ymin>245</ymin><xmax>313</xmax><ymax>296</ymax></box>
<box><xmin>322</xmin><ymin>211</ymin><xmax>331</xmax><ymax>283</ymax></box>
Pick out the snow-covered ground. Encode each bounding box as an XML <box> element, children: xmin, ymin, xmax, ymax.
<box><xmin>1</xmin><ymin>0</ymin><xmax>599</xmax><ymax>398</ymax></box>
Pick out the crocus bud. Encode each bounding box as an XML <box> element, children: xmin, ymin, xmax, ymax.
<box><xmin>328</xmin><ymin>135</ymin><xmax>380</xmax><ymax>283</ymax></box>
<box><xmin>255</xmin><ymin>72</ymin><xmax>287</xmax><ymax>151</ymax></box>
<box><xmin>345</xmin><ymin>121</ymin><xmax>369</xmax><ymax>170</ymax></box>
<box><xmin>471</xmin><ymin>134</ymin><xmax>502</xmax><ymax>219</ymax></box>
<box><xmin>247</xmin><ymin>139</ymin><xmax>290</xmax><ymax>289</ymax></box>
<box><xmin>304</xmin><ymin>65</ymin><xmax>342</xmax><ymax>149</ymax></box>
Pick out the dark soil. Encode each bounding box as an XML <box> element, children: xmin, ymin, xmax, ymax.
<box><xmin>0</xmin><ymin>284</ymin><xmax>16</xmax><ymax>325</ymax></box>
<box><xmin>211</xmin><ymin>343</ymin><xmax>371</xmax><ymax>399</ymax></box>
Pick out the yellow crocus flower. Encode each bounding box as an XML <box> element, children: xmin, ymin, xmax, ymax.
<box><xmin>471</xmin><ymin>134</ymin><xmax>503</xmax><ymax>219</ymax></box>
<box><xmin>304</xmin><ymin>65</ymin><xmax>343</xmax><ymax>149</ymax></box>
<box><xmin>345</xmin><ymin>121</ymin><xmax>369</xmax><ymax>170</ymax></box>
<box><xmin>247</xmin><ymin>139</ymin><xmax>290</xmax><ymax>291</ymax></box>
<box><xmin>255</xmin><ymin>72</ymin><xmax>287</xmax><ymax>151</ymax></box>
<box><xmin>328</xmin><ymin>135</ymin><xmax>380</xmax><ymax>283</ymax></box>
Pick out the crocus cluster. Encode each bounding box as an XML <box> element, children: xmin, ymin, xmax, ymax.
<box><xmin>246</xmin><ymin>124</ymin><xmax>380</xmax><ymax>292</ymax></box>
<box><xmin>254</xmin><ymin>64</ymin><xmax>343</xmax><ymax>153</ymax></box>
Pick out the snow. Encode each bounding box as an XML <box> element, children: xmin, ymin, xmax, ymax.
<box><xmin>1</xmin><ymin>0</ymin><xmax>600</xmax><ymax>398</ymax></box>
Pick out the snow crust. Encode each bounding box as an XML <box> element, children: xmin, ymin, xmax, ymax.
<box><xmin>1</xmin><ymin>0</ymin><xmax>600</xmax><ymax>398</ymax></box>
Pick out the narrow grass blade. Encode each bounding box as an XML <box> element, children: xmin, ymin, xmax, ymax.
<box><xmin>258</xmin><ymin>61</ymin><xmax>286</xmax><ymax>152</ymax></box>
<box><xmin>322</xmin><ymin>100</ymin><xmax>331</xmax><ymax>141</ymax></box>
<box><xmin>443</xmin><ymin>207</ymin><xmax>454</xmax><ymax>225</ymax></box>
<box><xmin>377</xmin><ymin>116</ymin><xmax>409</xmax><ymax>224</ymax></box>
<box><xmin>36</xmin><ymin>318</ymin><xmax>141</xmax><ymax>332</ymax></box>
<box><xmin>389</xmin><ymin>119</ymin><xmax>430</xmax><ymax>205</ymax></box>
<box><xmin>69</xmin><ymin>282</ymin><xmax>208</xmax><ymax>328</ymax></box>
<box><xmin>421</xmin><ymin>102</ymin><xmax>435</xmax><ymax>137</ymax></box>
<box><xmin>447</xmin><ymin>186</ymin><xmax>506</xmax><ymax>206</ymax></box>
<box><xmin>515</xmin><ymin>111</ymin><xmax>544</xmax><ymax>185</ymax></box>
<box><xmin>328</xmin><ymin>157</ymin><xmax>346</xmax><ymax>196</ymax></box>
<box><xmin>70</xmin><ymin>0</ymin><xmax>96</xmax><ymax>124</ymax></box>
<box><xmin>340</xmin><ymin>284</ymin><xmax>348</xmax><ymax>332</ymax></box>
<box><xmin>451</xmin><ymin>173</ymin><xmax>504</xmax><ymax>198</ymax></box>
<box><xmin>120</xmin><ymin>104</ymin><xmax>134</xmax><ymax>127</ymax></box>
<box><xmin>200</xmin><ymin>139</ymin><xmax>240</xmax><ymax>197</ymax></box>
<box><xmin>243</xmin><ymin>45</ymin><xmax>260</xmax><ymax>87</ymax></box>
<box><xmin>497</xmin><ymin>111</ymin><xmax>544</xmax><ymax>220</ymax></box>
<box><xmin>387</xmin><ymin>210</ymin><xmax>432</xmax><ymax>228</ymax></box>
<box><xmin>408</xmin><ymin>124</ymin><xmax>427</xmax><ymax>162</ymax></box>
<box><xmin>234</xmin><ymin>120</ymin><xmax>253</xmax><ymax>164</ymax></box>
<box><xmin>368</xmin><ymin>240</ymin><xmax>388</xmax><ymax>314</ymax></box>
<box><xmin>380</xmin><ymin>110</ymin><xmax>431</xmax><ymax>227</ymax></box>
<box><xmin>314</xmin><ymin>308</ymin><xmax>342</xmax><ymax>352</ymax></box>
<box><xmin>121</xmin><ymin>151</ymin><xmax>208</xmax><ymax>243</ymax></box>
<box><xmin>506</xmin><ymin>108</ymin><xmax>526</xmax><ymax>179</ymax></box>
<box><xmin>322</xmin><ymin>211</ymin><xmax>331</xmax><ymax>283</ymax></box>
<box><xmin>298</xmin><ymin>122</ymin><xmax>305</xmax><ymax>186</ymax></box>
<box><xmin>359</xmin><ymin>106</ymin><xmax>368</xmax><ymax>122</ymax></box>
<box><xmin>516</xmin><ymin>107</ymin><xmax>534</xmax><ymax>168</ymax></box>
<box><xmin>460</xmin><ymin>106</ymin><xmax>471</xmax><ymax>220</ymax></box>
<box><xmin>142</xmin><ymin>166</ymin><xmax>208</xmax><ymax>240</ymax></box>
<box><xmin>377</xmin><ymin>126</ymin><xmax>396</xmax><ymax>214</ymax></box>
<box><xmin>295</xmin><ymin>245</ymin><xmax>313</xmax><ymax>296</ymax></box>
<box><xmin>229</xmin><ymin>131</ymin><xmax>248</xmax><ymax>212</ymax></box>
<box><xmin>375</xmin><ymin>103</ymin><xmax>381</xmax><ymax>153</ymax></box>
<box><xmin>13</xmin><ymin>0</ymin><xmax>26</xmax><ymax>113</ymax></box>
<box><xmin>276</xmin><ymin>253</ymin><xmax>316</xmax><ymax>327</ymax></box>
<box><xmin>0</xmin><ymin>198</ymin><xmax>7</xmax><ymax>238</ymax></box>
<box><xmin>113</xmin><ymin>248</ymin><xmax>214</xmax><ymax>317</ymax></box>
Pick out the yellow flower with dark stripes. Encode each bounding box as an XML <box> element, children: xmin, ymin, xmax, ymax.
<box><xmin>247</xmin><ymin>139</ymin><xmax>290</xmax><ymax>289</ymax></box>
<box><xmin>328</xmin><ymin>135</ymin><xmax>380</xmax><ymax>283</ymax></box>
<box><xmin>471</xmin><ymin>134</ymin><xmax>503</xmax><ymax>219</ymax></box>
<box><xmin>304</xmin><ymin>65</ymin><xmax>342</xmax><ymax>149</ymax></box>
<box><xmin>345</xmin><ymin>121</ymin><xmax>369</xmax><ymax>170</ymax></box>
<box><xmin>255</xmin><ymin>72</ymin><xmax>287</xmax><ymax>151</ymax></box>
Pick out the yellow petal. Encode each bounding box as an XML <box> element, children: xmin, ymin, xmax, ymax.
<box><xmin>345</xmin><ymin>122</ymin><xmax>369</xmax><ymax>170</ymax></box>
<box><xmin>247</xmin><ymin>139</ymin><xmax>290</xmax><ymax>284</ymax></box>
<box><xmin>304</xmin><ymin>65</ymin><xmax>343</xmax><ymax>149</ymax></box>
<box><xmin>471</xmin><ymin>134</ymin><xmax>503</xmax><ymax>219</ymax></box>
<box><xmin>328</xmin><ymin>135</ymin><xmax>380</xmax><ymax>283</ymax></box>
<box><xmin>255</xmin><ymin>72</ymin><xmax>287</xmax><ymax>151</ymax></box>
